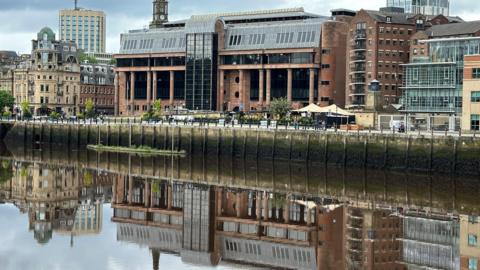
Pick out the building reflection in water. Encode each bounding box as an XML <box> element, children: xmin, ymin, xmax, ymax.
<box><xmin>1</xmin><ymin>145</ymin><xmax>480</xmax><ymax>269</ymax></box>
<box><xmin>0</xmin><ymin>160</ymin><xmax>113</xmax><ymax>244</ymax></box>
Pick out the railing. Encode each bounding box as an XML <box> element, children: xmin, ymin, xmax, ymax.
<box><xmin>0</xmin><ymin>116</ymin><xmax>477</xmax><ymax>138</ymax></box>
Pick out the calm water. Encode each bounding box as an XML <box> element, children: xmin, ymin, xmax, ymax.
<box><xmin>0</xmin><ymin>143</ymin><xmax>478</xmax><ymax>270</ymax></box>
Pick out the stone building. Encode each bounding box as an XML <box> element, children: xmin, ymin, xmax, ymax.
<box><xmin>13</xmin><ymin>27</ymin><xmax>81</xmax><ymax>116</ymax></box>
<box><xmin>79</xmin><ymin>62</ymin><xmax>115</xmax><ymax>115</ymax></box>
<box><xmin>114</xmin><ymin>1</ymin><xmax>354</xmax><ymax>115</ymax></box>
<box><xmin>462</xmin><ymin>55</ymin><xmax>480</xmax><ymax>132</ymax></box>
<box><xmin>0</xmin><ymin>51</ymin><xmax>19</xmax><ymax>94</ymax></box>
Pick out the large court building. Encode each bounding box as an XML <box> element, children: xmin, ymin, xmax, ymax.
<box><xmin>114</xmin><ymin>0</ymin><xmax>354</xmax><ymax>115</ymax></box>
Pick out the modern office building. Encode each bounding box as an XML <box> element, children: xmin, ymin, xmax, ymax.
<box><xmin>13</xmin><ymin>27</ymin><xmax>81</xmax><ymax>116</ymax></box>
<box><xmin>398</xmin><ymin>213</ymin><xmax>460</xmax><ymax>270</ymax></box>
<box><xmin>402</xmin><ymin>36</ymin><xmax>480</xmax><ymax>130</ymax></box>
<box><xmin>114</xmin><ymin>1</ymin><xmax>355</xmax><ymax>115</ymax></box>
<box><xmin>462</xmin><ymin>55</ymin><xmax>480</xmax><ymax>132</ymax></box>
<box><xmin>386</xmin><ymin>0</ymin><xmax>450</xmax><ymax>16</ymax></box>
<box><xmin>59</xmin><ymin>8</ymin><xmax>106</xmax><ymax>53</ymax></box>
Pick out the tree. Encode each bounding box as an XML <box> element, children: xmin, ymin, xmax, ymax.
<box><xmin>79</xmin><ymin>51</ymin><xmax>98</xmax><ymax>64</ymax></box>
<box><xmin>50</xmin><ymin>111</ymin><xmax>61</xmax><ymax>120</ymax></box>
<box><xmin>0</xmin><ymin>91</ymin><xmax>14</xmax><ymax>113</ymax></box>
<box><xmin>142</xmin><ymin>99</ymin><xmax>163</xmax><ymax>121</ymax></box>
<box><xmin>270</xmin><ymin>97</ymin><xmax>291</xmax><ymax>120</ymax></box>
<box><xmin>20</xmin><ymin>100</ymin><xmax>32</xmax><ymax>119</ymax></box>
<box><xmin>84</xmin><ymin>98</ymin><xmax>96</xmax><ymax>119</ymax></box>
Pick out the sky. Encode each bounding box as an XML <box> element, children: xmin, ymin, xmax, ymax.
<box><xmin>0</xmin><ymin>203</ymin><xmax>252</xmax><ymax>270</ymax></box>
<box><xmin>0</xmin><ymin>0</ymin><xmax>479</xmax><ymax>54</ymax></box>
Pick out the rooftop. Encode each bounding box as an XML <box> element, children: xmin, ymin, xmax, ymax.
<box><xmin>426</xmin><ymin>20</ymin><xmax>480</xmax><ymax>37</ymax></box>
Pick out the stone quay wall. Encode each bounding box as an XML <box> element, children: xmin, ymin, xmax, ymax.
<box><xmin>3</xmin><ymin>122</ymin><xmax>480</xmax><ymax>176</ymax></box>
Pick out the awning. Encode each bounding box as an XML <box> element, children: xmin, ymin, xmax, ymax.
<box><xmin>294</xmin><ymin>104</ymin><xmax>354</xmax><ymax>116</ymax></box>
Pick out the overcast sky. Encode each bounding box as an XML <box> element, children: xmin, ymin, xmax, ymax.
<box><xmin>0</xmin><ymin>0</ymin><xmax>479</xmax><ymax>54</ymax></box>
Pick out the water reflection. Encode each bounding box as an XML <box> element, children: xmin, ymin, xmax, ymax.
<box><xmin>0</xmin><ymin>144</ymin><xmax>479</xmax><ymax>270</ymax></box>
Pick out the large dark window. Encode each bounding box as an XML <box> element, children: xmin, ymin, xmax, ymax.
<box><xmin>117</xmin><ymin>58</ymin><xmax>132</xmax><ymax>67</ymax></box>
<box><xmin>132</xmin><ymin>58</ymin><xmax>149</xmax><ymax>67</ymax></box>
<box><xmin>156</xmin><ymin>71</ymin><xmax>170</xmax><ymax>99</ymax></box>
<box><xmin>154</xmin><ymin>57</ymin><xmax>185</xmax><ymax>66</ymax></box>
<box><xmin>271</xmin><ymin>69</ymin><xmax>287</xmax><ymax>99</ymax></box>
<box><xmin>174</xmin><ymin>71</ymin><xmax>185</xmax><ymax>99</ymax></box>
<box><xmin>185</xmin><ymin>33</ymin><xmax>217</xmax><ymax>111</ymax></box>
<box><xmin>250</xmin><ymin>70</ymin><xmax>259</xmax><ymax>101</ymax></box>
<box><xmin>292</xmin><ymin>69</ymin><xmax>317</xmax><ymax>101</ymax></box>
<box><xmin>134</xmin><ymin>72</ymin><xmax>147</xmax><ymax>99</ymax></box>
<box><xmin>472</xmin><ymin>115</ymin><xmax>480</xmax><ymax>131</ymax></box>
<box><xmin>223</xmin><ymin>54</ymin><xmax>262</xmax><ymax>65</ymax></box>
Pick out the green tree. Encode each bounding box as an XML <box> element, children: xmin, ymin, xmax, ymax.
<box><xmin>50</xmin><ymin>111</ymin><xmax>61</xmax><ymax>120</ymax></box>
<box><xmin>270</xmin><ymin>97</ymin><xmax>291</xmax><ymax>120</ymax></box>
<box><xmin>109</xmin><ymin>58</ymin><xmax>117</xmax><ymax>65</ymax></box>
<box><xmin>20</xmin><ymin>100</ymin><xmax>32</xmax><ymax>119</ymax></box>
<box><xmin>84</xmin><ymin>98</ymin><xmax>96</xmax><ymax>119</ymax></box>
<box><xmin>142</xmin><ymin>99</ymin><xmax>163</xmax><ymax>121</ymax></box>
<box><xmin>0</xmin><ymin>90</ymin><xmax>14</xmax><ymax>113</ymax></box>
<box><xmin>79</xmin><ymin>52</ymin><xmax>98</xmax><ymax>64</ymax></box>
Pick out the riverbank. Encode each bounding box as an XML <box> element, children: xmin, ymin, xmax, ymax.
<box><xmin>3</xmin><ymin>121</ymin><xmax>479</xmax><ymax>176</ymax></box>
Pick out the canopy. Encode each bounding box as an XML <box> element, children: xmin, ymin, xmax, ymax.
<box><xmin>293</xmin><ymin>104</ymin><xmax>324</xmax><ymax>113</ymax></box>
<box><xmin>294</xmin><ymin>104</ymin><xmax>354</xmax><ymax>116</ymax></box>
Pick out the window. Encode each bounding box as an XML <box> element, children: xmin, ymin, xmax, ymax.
<box><xmin>473</xmin><ymin>68</ymin><xmax>480</xmax><ymax>79</ymax></box>
<box><xmin>470</xmin><ymin>258</ymin><xmax>478</xmax><ymax>270</ymax></box>
<box><xmin>472</xmin><ymin>115</ymin><xmax>480</xmax><ymax>131</ymax></box>
<box><xmin>471</xmin><ymin>91</ymin><xmax>480</xmax><ymax>102</ymax></box>
<box><xmin>321</xmin><ymin>81</ymin><xmax>330</xmax><ymax>86</ymax></box>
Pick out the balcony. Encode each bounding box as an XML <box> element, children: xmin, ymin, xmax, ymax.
<box><xmin>57</xmin><ymin>91</ymin><xmax>64</xmax><ymax>96</ymax></box>
<box><xmin>28</xmin><ymin>90</ymin><xmax>35</xmax><ymax>96</ymax></box>
<box><xmin>350</xmin><ymin>64</ymin><xmax>366</xmax><ymax>73</ymax></box>
<box><xmin>351</xmin><ymin>54</ymin><xmax>366</xmax><ymax>62</ymax></box>
<box><xmin>354</xmin><ymin>29</ymin><xmax>367</xmax><ymax>40</ymax></box>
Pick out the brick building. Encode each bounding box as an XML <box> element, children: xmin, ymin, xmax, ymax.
<box><xmin>79</xmin><ymin>63</ymin><xmax>115</xmax><ymax>115</ymax></box>
<box><xmin>114</xmin><ymin>1</ymin><xmax>354</xmax><ymax>115</ymax></box>
<box><xmin>346</xmin><ymin>9</ymin><xmax>419</xmax><ymax>109</ymax></box>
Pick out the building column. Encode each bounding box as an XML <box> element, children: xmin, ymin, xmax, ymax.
<box><xmin>263</xmin><ymin>192</ymin><xmax>269</xmax><ymax>221</ymax></box>
<box><xmin>236</xmin><ymin>193</ymin><xmax>242</xmax><ymax>218</ymax></box>
<box><xmin>144</xmin><ymin>181</ymin><xmax>151</xmax><ymax>208</ymax></box>
<box><xmin>283</xmin><ymin>201</ymin><xmax>290</xmax><ymax>223</ymax></box>
<box><xmin>169</xmin><ymin>70</ymin><xmax>175</xmax><ymax>106</ymax></box>
<box><xmin>147</xmin><ymin>72</ymin><xmax>152</xmax><ymax>110</ymax></box>
<box><xmin>114</xmin><ymin>72</ymin><xmax>119</xmax><ymax>116</ymax></box>
<box><xmin>152</xmin><ymin>71</ymin><xmax>158</xmax><ymax>101</ymax></box>
<box><xmin>256</xmin><ymin>191</ymin><xmax>262</xmax><ymax>220</ymax></box>
<box><xmin>217</xmin><ymin>188</ymin><xmax>223</xmax><ymax>216</ymax></box>
<box><xmin>128</xmin><ymin>176</ymin><xmax>133</xmax><ymax>204</ymax></box>
<box><xmin>112</xmin><ymin>176</ymin><xmax>117</xmax><ymax>204</ymax></box>
<box><xmin>167</xmin><ymin>184</ymin><xmax>172</xmax><ymax>210</ymax></box>
<box><xmin>306</xmin><ymin>208</ymin><xmax>312</xmax><ymax>226</ymax></box>
<box><xmin>219</xmin><ymin>70</ymin><xmax>225</xmax><ymax>111</ymax></box>
<box><xmin>258</xmin><ymin>69</ymin><xmax>264</xmax><ymax>107</ymax></box>
<box><xmin>309</xmin><ymin>68</ymin><xmax>315</xmax><ymax>104</ymax></box>
<box><xmin>287</xmin><ymin>68</ymin><xmax>293</xmax><ymax>102</ymax></box>
<box><xmin>239</xmin><ymin>69</ymin><xmax>245</xmax><ymax>111</ymax></box>
<box><xmin>129</xmin><ymin>72</ymin><xmax>135</xmax><ymax>115</ymax></box>
<box><xmin>266</xmin><ymin>69</ymin><xmax>271</xmax><ymax>106</ymax></box>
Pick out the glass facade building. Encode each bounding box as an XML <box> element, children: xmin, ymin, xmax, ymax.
<box><xmin>402</xmin><ymin>38</ymin><xmax>480</xmax><ymax>114</ymax></box>
<box><xmin>386</xmin><ymin>0</ymin><xmax>450</xmax><ymax>16</ymax></box>
<box><xmin>185</xmin><ymin>33</ymin><xmax>217</xmax><ymax>111</ymax></box>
